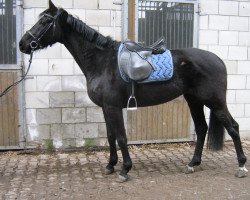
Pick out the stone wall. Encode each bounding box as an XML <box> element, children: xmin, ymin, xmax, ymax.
<box><xmin>199</xmin><ymin>0</ymin><xmax>250</xmax><ymax>139</ymax></box>
<box><xmin>22</xmin><ymin>0</ymin><xmax>250</xmax><ymax>149</ymax></box>
<box><xmin>23</xmin><ymin>0</ymin><xmax>122</xmax><ymax>148</ymax></box>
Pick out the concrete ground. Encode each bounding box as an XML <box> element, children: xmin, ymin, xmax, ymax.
<box><xmin>0</xmin><ymin>141</ymin><xmax>249</xmax><ymax>200</ymax></box>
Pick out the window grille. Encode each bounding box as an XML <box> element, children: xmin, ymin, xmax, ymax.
<box><xmin>0</xmin><ymin>0</ymin><xmax>16</xmax><ymax>64</ymax></box>
<box><xmin>138</xmin><ymin>1</ymin><xmax>194</xmax><ymax>49</ymax></box>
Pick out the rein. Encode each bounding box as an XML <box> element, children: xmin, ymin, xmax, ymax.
<box><xmin>0</xmin><ymin>50</ymin><xmax>34</xmax><ymax>97</ymax></box>
<box><xmin>0</xmin><ymin>12</ymin><xmax>60</xmax><ymax>97</ymax></box>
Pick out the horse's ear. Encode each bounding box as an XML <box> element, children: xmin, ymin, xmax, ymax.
<box><xmin>49</xmin><ymin>0</ymin><xmax>57</xmax><ymax>11</ymax></box>
<box><xmin>60</xmin><ymin>10</ymin><xmax>68</xmax><ymax>23</ymax></box>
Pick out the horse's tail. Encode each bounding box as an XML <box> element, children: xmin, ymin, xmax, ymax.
<box><xmin>207</xmin><ymin>111</ymin><xmax>225</xmax><ymax>151</ymax></box>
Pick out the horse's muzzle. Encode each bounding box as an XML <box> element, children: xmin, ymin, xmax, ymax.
<box><xmin>19</xmin><ymin>39</ymin><xmax>32</xmax><ymax>54</ymax></box>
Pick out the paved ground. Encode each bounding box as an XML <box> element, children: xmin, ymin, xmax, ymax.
<box><xmin>0</xmin><ymin>141</ymin><xmax>249</xmax><ymax>200</ymax></box>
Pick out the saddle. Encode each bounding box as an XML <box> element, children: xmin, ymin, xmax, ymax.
<box><xmin>117</xmin><ymin>37</ymin><xmax>168</xmax><ymax>110</ymax></box>
<box><xmin>118</xmin><ymin>37</ymin><xmax>167</xmax><ymax>81</ymax></box>
<box><xmin>125</xmin><ymin>37</ymin><xmax>167</xmax><ymax>54</ymax></box>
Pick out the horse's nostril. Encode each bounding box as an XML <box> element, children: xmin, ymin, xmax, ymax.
<box><xmin>19</xmin><ymin>40</ymin><xmax>26</xmax><ymax>52</ymax></box>
<box><xmin>19</xmin><ymin>40</ymin><xmax>27</xmax><ymax>52</ymax></box>
<box><xmin>19</xmin><ymin>40</ymin><xmax>23</xmax><ymax>47</ymax></box>
<box><xmin>19</xmin><ymin>42</ymin><xmax>23</xmax><ymax>50</ymax></box>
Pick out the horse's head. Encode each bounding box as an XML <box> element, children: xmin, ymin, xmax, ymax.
<box><xmin>19</xmin><ymin>0</ymin><xmax>68</xmax><ymax>54</ymax></box>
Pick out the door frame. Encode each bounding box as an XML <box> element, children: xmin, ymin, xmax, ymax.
<box><xmin>0</xmin><ymin>0</ymin><xmax>25</xmax><ymax>149</ymax></box>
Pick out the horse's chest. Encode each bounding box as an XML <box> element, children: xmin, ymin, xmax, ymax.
<box><xmin>87</xmin><ymin>82</ymin><xmax>103</xmax><ymax>106</ymax></box>
<box><xmin>86</xmin><ymin>76</ymin><xmax>124</xmax><ymax>107</ymax></box>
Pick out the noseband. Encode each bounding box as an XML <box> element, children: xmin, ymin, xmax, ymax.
<box><xmin>27</xmin><ymin>12</ymin><xmax>61</xmax><ymax>49</ymax></box>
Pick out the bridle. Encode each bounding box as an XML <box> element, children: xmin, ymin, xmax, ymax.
<box><xmin>27</xmin><ymin>11</ymin><xmax>61</xmax><ymax>49</ymax></box>
<box><xmin>0</xmin><ymin>11</ymin><xmax>62</xmax><ymax>97</ymax></box>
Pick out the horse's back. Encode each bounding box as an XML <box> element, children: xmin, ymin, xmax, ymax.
<box><xmin>172</xmin><ymin>48</ymin><xmax>226</xmax><ymax>74</ymax></box>
<box><xmin>171</xmin><ymin>48</ymin><xmax>228</xmax><ymax>102</ymax></box>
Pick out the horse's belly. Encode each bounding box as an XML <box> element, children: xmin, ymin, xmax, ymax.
<box><xmin>135</xmin><ymin>83</ymin><xmax>183</xmax><ymax>107</ymax></box>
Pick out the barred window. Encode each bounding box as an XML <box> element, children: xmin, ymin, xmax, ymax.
<box><xmin>0</xmin><ymin>0</ymin><xmax>17</xmax><ymax>64</ymax></box>
<box><xmin>138</xmin><ymin>1</ymin><xmax>194</xmax><ymax>49</ymax></box>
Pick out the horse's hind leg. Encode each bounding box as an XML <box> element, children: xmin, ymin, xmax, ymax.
<box><xmin>184</xmin><ymin>95</ymin><xmax>208</xmax><ymax>173</ymax></box>
<box><xmin>102</xmin><ymin>105</ymin><xmax>132</xmax><ymax>182</ymax></box>
<box><xmin>211</xmin><ymin>107</ymin><xmax>248</xmax><ymax>177</ymax></box>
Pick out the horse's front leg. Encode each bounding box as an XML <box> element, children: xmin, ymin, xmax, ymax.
<box><xmin>102</xmin><ymin>105</ymin><xmax>132</xmax><ymax>182</ymax></box>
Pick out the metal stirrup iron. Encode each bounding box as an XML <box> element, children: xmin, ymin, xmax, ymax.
<box><xmin>127</xmin><ymin>81</ymin><xmax>137</xmax><ymax>111</ymax></box>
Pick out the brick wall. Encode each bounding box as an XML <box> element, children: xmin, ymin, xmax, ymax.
<box><xmin>22</xmin><ymin>0</ymin><xmax>250</xmax><ymax>148</ymax></box>
<box><xmin>199</xmin><ymin>0</ymin><xmax>250</xmax><ymax>139</ymax></box>
<box><xmin>22</xmin><ymin>0</ymin><xmax>122</xmax><ymax>148</ymax></box>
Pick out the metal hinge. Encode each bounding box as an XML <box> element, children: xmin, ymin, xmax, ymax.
<box><xmin>24</xmin><ymin>76</ymin><xmax>34</xmax><ymax>80</ymax></box>
<box><xmin>196</xmin><ymin>3</ymin><xmax>208</xmax><ymax>16</ymax></box>
<box><xmin>16</xmin><ymin>0</ymin><xmax>23</xmax><ymax>6</ymax></box>
<box><xmin>113</xmin><ymin>0</ymin><xmax>123</xmax><ymax>5</ymax></box>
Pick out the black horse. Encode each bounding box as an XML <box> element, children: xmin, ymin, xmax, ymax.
<box><xmin>19</xmin><ymin>1</ymin><xmax>247</xmax><ymax>181</ymax></box>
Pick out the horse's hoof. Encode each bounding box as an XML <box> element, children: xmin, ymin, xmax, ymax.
<box><xmin>235</xmin><ymin>166</ymin><xmax>248</xmax><ymax>178</ymax></box>
<box><xmin>104</xmin><ymin>167</ymin><xmax>115</xmax><ymax>175</ymax></box>
<box><xmin>184</xmin><ymin>165</ymin><xmax>194</xmax><ymax>174</ymax></box>
<box><xmin>116</xmin><ymin>174</ymin><xmax>129</xmax><ymax>183</ymax></box>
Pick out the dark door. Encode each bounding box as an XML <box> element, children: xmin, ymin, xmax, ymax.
<box><xmin>126</xmin><ymin>0</ymin><xmax>196</xmax><ymax>144</ymax></box>
<box><xmin>0</xmin><ymin>0</ymin><xmax>20</xmax><ymax>147</ymax></box>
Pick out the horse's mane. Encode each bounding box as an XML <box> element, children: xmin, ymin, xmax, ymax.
<box><xmin>66</xmin><ymin>13</ymin><xmax>118</xmax><ymax>49</ymax></box>
<box><xmin>39</xmin><ymin>8</ymin><xmax>118</xmax><ymax>49</ymax></box>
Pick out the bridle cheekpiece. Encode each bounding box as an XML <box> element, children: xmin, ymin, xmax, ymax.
<box><xmin>27</xmin><ymin>10</ymin><xmax>62</xmax><ymax>50</ymax></box>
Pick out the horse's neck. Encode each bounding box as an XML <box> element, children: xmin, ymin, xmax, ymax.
<box><xmin>62</xmin><ymin>31</ymin><xmax>103</xmax><ymax>79</ymax></box>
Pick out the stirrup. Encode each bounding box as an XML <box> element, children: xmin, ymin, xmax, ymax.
<box><xmin>127</xmin><ymin>81</ymin><xmax>137</xmax><ymax>111</ymax></box>
<box><xmin>127</xmin><ymin>95</ymin><xmax>137</xmax><ymax>111</ymax></box>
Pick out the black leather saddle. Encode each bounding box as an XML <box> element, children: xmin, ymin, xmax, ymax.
<box><xmin>118</xmin><ymin>37</ymin><xmax>167</xmax><ymax>81</ymax></box>
<box><xmin>124</xmin><ymin>37</ymin><xmax>167</xmax><ymax>54</ymax></box>
<box><xmin>117</xmin><ymin>37</ymin><xmax>167</xmax><ymax>110</ymax></box>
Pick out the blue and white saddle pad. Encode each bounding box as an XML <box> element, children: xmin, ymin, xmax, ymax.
<box><xmin>118</xmin><ymin>43</ymin><xmax>174</xmax><ymax>83</ymax></box>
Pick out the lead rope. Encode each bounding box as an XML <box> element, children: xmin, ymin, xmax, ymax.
<box><xmin>0</xmin><ymin>50</ymin><xmax>34</xmax><ymax>97</ymax></box>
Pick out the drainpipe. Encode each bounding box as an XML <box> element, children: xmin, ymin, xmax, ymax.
<box><xmin>16</xmin><ymin>0</ymin><xmax>27</xmax><ymax>148</ymax></box>
<box><xmin>113</xmin><ymin>0</ymin><xmax>123</xmax><ymax>40</ymax></box>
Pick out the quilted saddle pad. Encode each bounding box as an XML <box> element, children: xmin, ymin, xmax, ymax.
<box><xmin>118</xmin><ymin>45</ymin><xmax>174</xmax><ymax>83</ymax></box>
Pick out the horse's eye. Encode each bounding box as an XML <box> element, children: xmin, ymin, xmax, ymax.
<box><xmin>46</xmin><ymin>18</ymin><xmax>53</xmax><ymax>23</ymax></box>
<box><xmin>40</xmin><ymin>17</ymin><xmax>53</xmax><ymax>25</ymax></box>
<box><xmin>40</xmin><ymin>19</ymin><xmax>47</xmax><ymax>25</ymax></box>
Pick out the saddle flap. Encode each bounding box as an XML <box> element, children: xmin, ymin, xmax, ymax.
<box><xmin>118</xmin><ymin>43</ymin><xmax>153</xmax><ymax>81</ymax></box>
